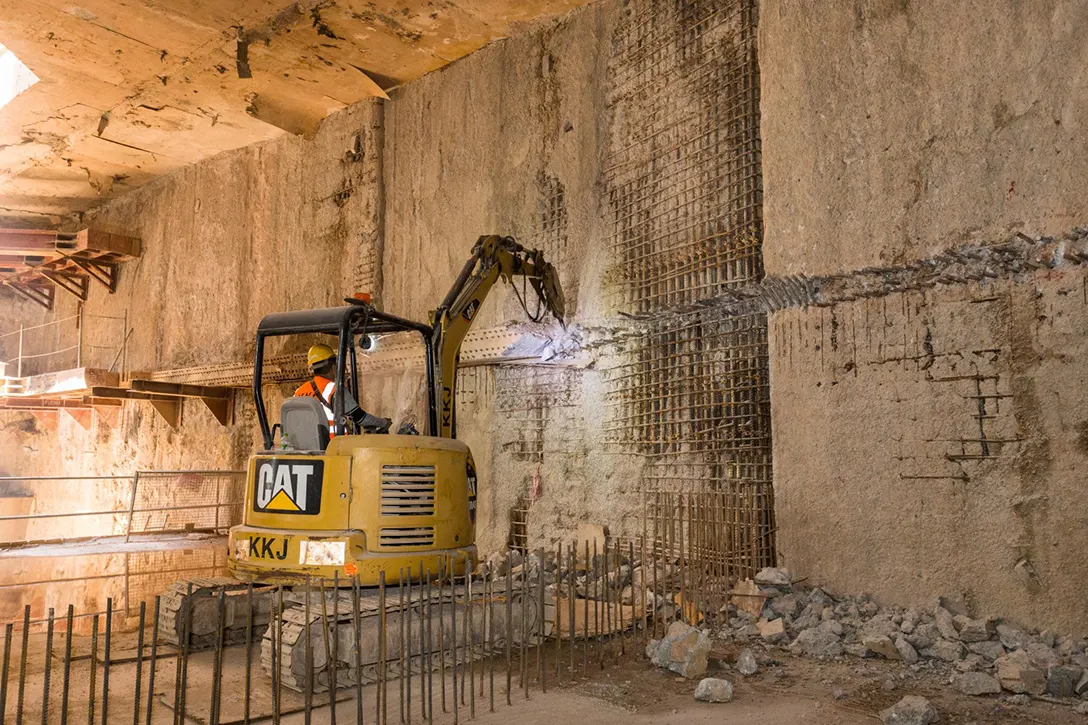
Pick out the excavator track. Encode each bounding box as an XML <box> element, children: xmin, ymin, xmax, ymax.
<box><xmin>158</xmin><ymin>578</ymin><xmax>276</xmax><ymax>649</ymax></box>
<box><xmin>262</xmin><ymin>581</ymin><xmax>548</xmax><ymax>693</ymax></box>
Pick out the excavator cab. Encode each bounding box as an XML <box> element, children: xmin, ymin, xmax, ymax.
<box><xmin>227</xmin><ymin>235</ymin><xmax>564</xmax><ymax>587</ymax></box>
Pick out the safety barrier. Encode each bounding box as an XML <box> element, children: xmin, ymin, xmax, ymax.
<box><xmin>0</xmin><ymin>470</ymin><xmax>245</xmax><ymax>547</ymax></box>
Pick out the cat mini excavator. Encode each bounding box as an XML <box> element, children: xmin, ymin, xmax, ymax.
<box><xmin>158</xmin><ymin>235</ymin><xmax>564</xmax><ymax>690</ymax></box>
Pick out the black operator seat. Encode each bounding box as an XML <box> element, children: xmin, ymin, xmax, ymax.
<box><xmin>279</xmin><ymin>397</ymin><xmax>330</xmax><ymax>451</ymax></box>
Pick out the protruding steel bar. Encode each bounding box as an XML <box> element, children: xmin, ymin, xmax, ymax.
<box><xmin>132</xmin><ymin>602</ymin><xmax>146</xmax><ymax>725</ymax></box>
<box><xmin>404</xmin><ymin>570</ymin><xmax>411</xmax><ymax>725</ymax></box>
<box><xmin>379</xmin><ymin>571</ymin><xmax>388</xmax><ymax>725</ymax></box>
<box><xmin>554</xmin><ymin>542</ymin><xmax>561</xmax><ymax>681</ymax></box>
<box><xmin>593</xmin><ymin>539</ymin><xmax>600</xmax><ymax>670</ymax></box>
<box><xmin>504</xmin><ymin>552</ymin><xmax>512</xmax><ymax>707</ymax></box>
<box><xmin>62</xmin><ymin>606</ymin><xmax>74</xmax><ymax>725</ymax></box>
<box><xmin>145</xmin><ymin>598</ymin><xmax>160</xmax><ymax>725</ymax></box>
<box><xmin>101</xmin><ymin>598</ymin><xmax>112</xmax><ymax>725</ymax></box>
<box><xmin>418</xmin><ymin>561</ymin><xmax>427</xmax><ymax>723</ymax></box>
<box><xmin>331</xmin><ymin>573</ymin><xmax>340</xmax><ymax>725</ymax></box>
<box><xmin>567</xmin><ymin>543</ymin><xmax>575</xmax><ymax>675</ymax></box>
<box><xmin>521</xmin><ymin>555</ymin><xmax>528</xmax><ymax>700</ymax></box>
<box><xmin>1</xmin><ymin>622</ymin><xmax>12</xmax><ymax>724</ymax></box>
<box><xmin>582</xmin><ymin>540</ymin><xmax>589</xmax><ymax>675</ymax></box>
<box><xmin>398</xmin><ymin>571</ymin><xmax>405</xmax><ymax>725</ymax></box>
<box><xmin>437</xmin><ymin>569</ymin><xmax>445</xmax><ymax>715</ymax></box>
<box><xmin>87</xmin><ymin>616</ymin><xmax>99</xmax><ymax>725</ymax></box>
<box><xmin>210</xmin><ymin>590</ymin><xmax>226</xmax><ymax>725</ymax></box>
<box><xmin>305</xmin><ymin>576</ymin><xmax>314</xmax><ymax>725</ymax></box>
<box><xmin>537</xmin><ymin>547</ymin><xmax>545</xmax><ymax>693</ymax></box>
<box><xmin>272</xmin><ymin>586</ymin><xmax>283</xmax><ymax>725</ymax></box>
<box><xmin>486</xmin><ymin>572</ymin><xmax>494</xmax><ymax>714</ymax></box>
<box><xmin>176</xmin><ymin>584</ymin><xmax>192</xmax><ymax>725</ymax></box>
<box><xmin>451</xmin><ymin>566</ymin><xmax>458</xmax><ymax>725</ymax></box>
<box><xmin>424</xmin><ymin>571</ymin><xmax>433</xmax><ymax>725</ymax></box>
<box><xmin>465</xmin><ymin>557</ymin><xmax>474</xmax><ymax>719</ymax></box>
<box><xmin>41</xmin><ymin>608</ymin><xmax>54</xmax><ymax>725</ymax></box>
<box><xmin>16</xmin><ymin>604</ymin><xmax>29</xmax><ymax>725</ymax></box>
<box><xmin>352</xmin><ymin>574</ymin><xmax>364</xmax><ymax>725</ymax></box>
<box><xmin>244</xmin><ymin>584</ymin><xmax>253</xmax><ymax>725</ymax></box>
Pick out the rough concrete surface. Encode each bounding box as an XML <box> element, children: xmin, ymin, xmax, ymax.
<box><xmin>760</xmin><ymin>0</ymin><xmax>1088</xmax><ymax>275</ymax></box>
<box><xmin>770</xmin><ymin>267</ymin><xmax>1088</xmax><ymax>632</ymax></box>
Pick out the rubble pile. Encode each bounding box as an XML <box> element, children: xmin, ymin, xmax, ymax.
<box><xmin>711</xmin><ymin>567</ymin><xmax>1088</xmax><ymax>711</ymax></box>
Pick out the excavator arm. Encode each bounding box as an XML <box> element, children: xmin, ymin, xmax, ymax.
<box><xmin>430</xmin><ymin>235</ymin><xmax>564</xmax><ymax>438</ymax></box>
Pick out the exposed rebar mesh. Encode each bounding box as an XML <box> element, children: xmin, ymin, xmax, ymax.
<box><xmin>128</xmin><ymin>470</ymin><xmax>245</xmax><ymax>536</ymax></box>
<box><xmin>605</xmin><ymin>0</ymin><xmax>763</xmax><ymax>314</ymax></box>
<box><xmin>494</xmin><ymin>366</ymin><xmax>585</xmax><ymax>464</ymax></box>
<box><xmin>603</xmin><ymin>0</ymin><xmax>773</xmax><ymax>570</ymax></box>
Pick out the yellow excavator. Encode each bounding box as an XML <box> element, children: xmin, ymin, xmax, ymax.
<box><xmin>159</xmin><ymin>235</ymin><xmax>563</xmax><ymax>688</ymax></box>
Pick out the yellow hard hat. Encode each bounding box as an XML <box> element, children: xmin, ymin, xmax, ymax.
<box><xmin>307</xmin><ymin>344</ymin><xmax>335</xmax><ymax>367</ymax></box>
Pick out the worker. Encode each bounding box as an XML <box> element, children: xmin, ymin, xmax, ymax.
<box><xmin>295</xmin><ymin>344</ymin><xmax>391</xmax><ymax>433</ymax></box>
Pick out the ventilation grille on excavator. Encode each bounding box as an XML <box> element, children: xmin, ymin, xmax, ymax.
<box><xmin>378</xmin><ymin>527</ymin><xmax>436</xmax><ymax>548</ymax></box>
<box><xmin>380</xmin><ymin>465</ymin><xmax>436</xmax><ymax>516</ymax></box>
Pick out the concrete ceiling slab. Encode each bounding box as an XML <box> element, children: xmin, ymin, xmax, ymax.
<box><xmin>0</xmin><ymin>0</ymin><xmax>592</xmax><ymax>227</ymax></box>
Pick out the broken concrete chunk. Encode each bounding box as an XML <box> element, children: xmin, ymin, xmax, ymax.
<box><xmin>1075</xmin><ymin>669</ymin><xmax>1088</xmax><ymax>696</ymax></box>
<box><xmin>789</xmin><ymin>628</ymin><xmax>843</xmax><ymax>658</ymax></box>
<box><xmin>924</xmin><ymin>639</ymin><xmax>966</xmax><ymax>662</ymax></box>
<box><xmin>968</xmin><ymin>640</ymin><xmax>1006</xmax><ymax>661</ymax></box>
<box><xmin>863</xmin><ymin>634</ymin><xmax>902</xmax><ymax>661</ymax></box>
<box><xmin>1045</xmin><ymin>665</ymin><xmax>1083</xmax><ymax>698</ymax></box>
<box><xmin>770</xmin><ymin>593</ymin><xmax>801</xmax><ymax>618</ymax></box>
<box><xmin>1025</xmin><ymin>641</ymin><xmax>1060</xmax><ymax>670</ymax></box>
<box><xmin>997</xmin><ymin>624</ymin><xmax>1035</xmax><ymax>651</ymax></box>
<box><xmin>996</xmin><ymin>650</ymin><xmax>1046</xmax><ymax>695</ymax></box>
<box><xmin>1075</xmin><ymin>701</ymin><xmax>1088</xmax><ymax>716</ymax></box>
<box><xmin>758</xmin><ymin>617</ymin><xmax>786</xmax><ymax>642</ymax></box>
<box><xmin>754</xmin><ymin>567</ymin><xmax>792</xmax><ymax>587</ymax></box>
<box><xmin>694</xmin><ymin>677</ymin><xmax>734</xmax><ymax>703</ymax></box>
<box><xmin>817</xmin><ymin>619</ymin><xmax>843</xmax><ymax>636</ymax></box>
<box><xmin>934</xmin><ymin>607</ymin><xmax>960</xmax><ymax>641</ymax></box>
<box><xmin>954</xmin><ymin>615</ymin><xmax>994</xmax><ymax>643</ymax></box>
<box><xmin>879</xmin><ymin>695</ymin><xmax>938</xmax><ymax>725</ymax></box>
<box><xmin>736</xmin><ymin>648</ymin><xmax>758</xmax><ymax>676</ymax></box>
<box><xmin>806</xmin><ymin>587</ymin><xmax>831</xmax><ymax>607</ymax></box>
<box><xmin>953</xmin><ymin>672</ymin><xmax>1002</xmax><ymax>696</ymax></box>
<box><xmin>895</xmin><ymin>636</ymin><xmax>920</xmax><ymax>665</ymax></box>
<box><xmin>647</xmin><ymin>621</ymin><xmax>711</xmax><ymax>679</ymax></box>
<box><xmin>730</xmin><ymin>579</ymin><xmax>767</xmax><ymax>619</ymax></box>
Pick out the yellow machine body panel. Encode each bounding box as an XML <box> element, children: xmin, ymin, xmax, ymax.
<box><xmin>228</xmin><ymin>434</ymin><xmax>477</xmax><ymax>586</ymax></box>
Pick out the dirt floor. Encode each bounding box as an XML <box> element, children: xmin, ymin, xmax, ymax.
<box><xmin>3</xmin><ymin>627</ymin><xmax>1084</xmax><ymax>725</ymax></box>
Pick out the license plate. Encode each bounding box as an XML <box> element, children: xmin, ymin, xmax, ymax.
<box><xmin>245</xmin><ymin>534</ymin><xmax>289</xmax><ymax>561</ymax></box>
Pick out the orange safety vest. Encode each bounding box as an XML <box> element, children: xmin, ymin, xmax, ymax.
<box><xmin>293</xmin><ymin>376</ymin><xmax>337</xmax><ymax>425</ymax></box>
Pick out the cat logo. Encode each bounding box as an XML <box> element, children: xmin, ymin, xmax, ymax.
<box><xmin>462</xmin><ymin>299</ymin><xmax>480</xmax><ymax>322</ymax></box>
<box><xmin>254</xmin><ymin>459</ymin><xmax>324</xmax><ymax>516</ymax></box>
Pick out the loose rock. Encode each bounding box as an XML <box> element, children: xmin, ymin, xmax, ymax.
<box><xmin>758</xmin><ymin>617</ymin><xmax>786</xmax><ymax>643</ymax></box>
<box><xmin>879</xmin><ymin>695</ymin><xmax>938</xmax><ymax>725</ymax></box>
<box><xmin>954</xmin><ymin>616</ymin><xmax>994</xmax><ymax>643</ymax></box>
<box><xmin>953</xmin><ymin>672</ymin><xmax>1002</xmax><ymax>696</ymax></box>
<box><xmin>1045</xmin><ymin>665</ymin><xmax>1082</xmax><ymax>698</ymax></box>
<box><xmin>996</xmin><ymin>650</ymin><xmax>1046</xmax><ymax>695</ymax></box>
<box><xmin>789</xmin><ymin>628</ymin><xmax>843</xmax><ymax>658</ymax></box>
<box><xmin>694</xmin><ymin>677</ymin><xmax>734</xmax><ymax>703</ymax></box>
<box><xmin>864</xmin><ymin>634</ymin><xmax>902</xmax><ymax>660</ymax></box>
<box><xmin>754</xmin><ymin>567</ymin><xmax>792</xmax><ymax>587</ymax></box>
<box><xmin>736</xmin><ymin>648</ymin><xmax>758</xmax><ymax>676</ymax></box>
<box><xmin>997</xmin><ymin>624</ymin><xmax>1035</xmax><ymax>651</ymax></box>
<box><xmin>647</xmin><ymin>621</ymin><xmax>712</xmax><ymax>679</ymax></box>
<box><xmin>934</xmin><ymin>607</ymin><xmax>960</xmax><ymax>641</ymax></box>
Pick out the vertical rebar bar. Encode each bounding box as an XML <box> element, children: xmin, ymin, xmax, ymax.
<box><xmin>555</xmin><ymin>542</ymin><xmax>562</xmax><ymax>681</ymax></box>
<box><xmin>379</xmin><ymin>571</ymin><xmax>387</xmax><ymax>725</ymax></box>
<box><xmin>465</xmin><ymin>558</ymin><xmax>473</xmax><ymax>719</ymax></box>
<box><xmin>582</xmin><ymin>540</ymin><xmax>588</xmax><ymax>675</ymax></box>
<box><xmin>305</xmin><ymin>576</ymin><xmax>313</xmax><ymax>725</ymax></box>
<box><xmin>132</xmin><ymin>602</ymin><xmax>145</xmax><ymax>725</ymax></box>
<box><xmin>41</xmin><ymin>608</ymin><xmax>54</xmax><ymax>725</ymax></box>
<box><xmin>331</xmin><ymin>573</ymin><xmax>340</xmax><ymax>725</ymax></box>
<box><xmin>177</xmin><ymin>585</ymin><xmax>192</xmax><ymax>725</ymax></box>
<box><xmin>537</xmin><ymin>548</ymin><xmax>545</xmax><ymax>693</ymax></box>
<box><xmin>101</xmin><ymin>598</ymin><xmax>112</xmax><ymax>725</ymax></box>
<box><xmin>0</xmin><ymin>622</ymin><xmax>11</xmax><ymax>725</ymax></box>
<box><xmin>567</xmin><ymin>543</ymin><xmax>575</xmax><ymax>674</ymax></box>
<box><xmin>486</xmin><ymin>572</ymin><xmax>494</xmax><ymax>714</ymax></box>
<box><xmin>437</xmin><ymin>570</ymin><xmax>445</xmax><ymax>715</ymax></box>
<box><xmin>145</xmin><ymin>599</ymin><xmax>159</xmax><ymax>725</ymax></box>
<box><xmin>451</xmin><ymin>566</ymin><xmax>458</xmax><ymax>725</ymax></box>
<box><xmin>210</xmin><ymin>589</ymin><xmax>225</xmax><ymax>725</ymax></box>
<box><xmin>424</xmin><ymin>571</ymin><xmax>433</xmax><ymax>725</ymax></box>
<box><xmin>352</xmin><ymin>575</ymin><xmax>364</xmax><ymax>725</ymax></box>
<box><xmin>398</xmin><ymin>571</ymin><xmax>405</xmax><ymax>725</ymax></box>
<box><xmin>404</xmin><ymin>570</ymin><xmax>410</xmax><ymax>725</ymax></box>
<box><xmin>520</xmin><ymin>555</ymin><xmax>528</xmax><ymax>699</ymax></box>
<box><xmin>272</xmin><ymin>586</ymin><xmax>283</xmax><ymax>725</ymax></box>
<box><xmin>418</xmin><ymin>562</ymin><xmax>426</xmax><ymax>723</ymax></box>
<box><xmin>16</xmin><ymin>605</ymin><xmax>29</xmax><ymax>725</ymax></box>
<box><xmin>87</xmin><ymin>616</ymin><xmax>98</xmax><ymax>725</ymax></box>
<box><xmin>62</xmin><ymin>606</ymin><xmax>73</xmax><ymax>725</ymax></box>
<box><xmin>504</xmin><ymin>552</ymin><xmax>512</xmax><ymax>707</ymax></box>
<box><xmin>244</xmin><ymin>584</ymin><xmax>253</xmax><ymax>725</ymax></box>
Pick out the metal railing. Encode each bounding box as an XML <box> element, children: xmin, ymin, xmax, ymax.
<box><xmin>0</xmin><ymin>307</ymin><xmax>127</xmax><ymax>382</ymax></box>
<box><xmin>0</xmin><ymin>470</ymin><xmax>245</xmax><ymax>548</ymax></box>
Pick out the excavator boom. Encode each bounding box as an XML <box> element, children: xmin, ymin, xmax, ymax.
<box><xmin>430</xmin><ymin>235</ymin><xmax>565</xmax><ymax>439</ymax></box>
